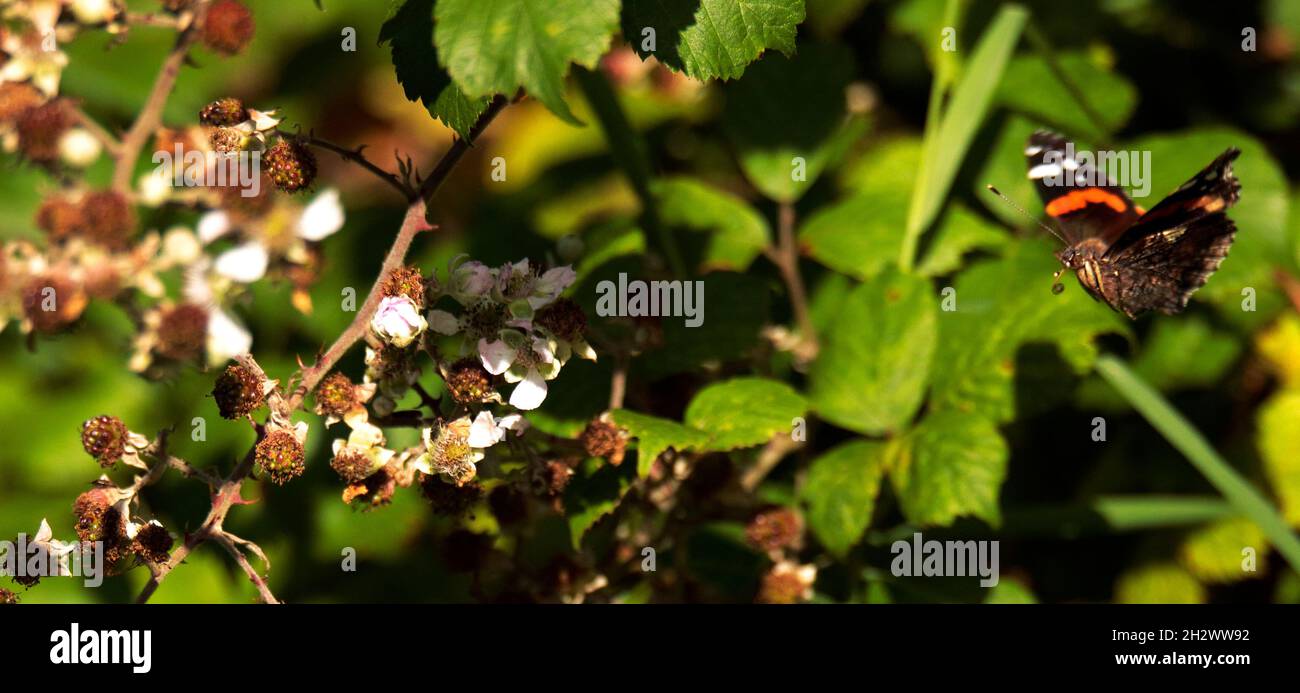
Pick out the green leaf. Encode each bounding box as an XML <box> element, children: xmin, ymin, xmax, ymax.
<box><xmin>915</xmin><ymin>204</ymin><xmax>1011</xmax><ymax>277</ymax></box>
<box><xmin>839</xmin><ymin>135</ymin><xmax>921</xmax><ymax>198</ymax></box>
<box><xmin>633</xmin><ymin>272</ymin><xmax>771</xmax><ymax>379</ymax></box>
<box><xmin>901</xmin><ymin>4</ymin><xmax>1027</xmax><ymax>270</ymax></box>
<box><xmin>685</xmin><ymin>377</ymin><xmax>807</xmax><ymax>451</ymax></box>
<box><xmin>563</xmin><ymin>457</ymin><xmax>636</xmax><ymax>548</ymax></box>
<box><xmin>891</xmin><ymin>410</ymin><xmax>1008</xmax><ymax>527</ymax></box>
<box><xmin>1124</xmin><ymin>128</ymin><xmax>1291</xmax><ymax>327</ymax></box>
<box><xmin>809</xmin><ymin>268</ymin><xmax>936</xmax><ymax>435</ymax></box>
<box><xmin>611</xmin><ymin>409</ymin><xmax>710</xmax><ymax>477</ymax></box>
<box><xmin>434</xmin><ymin>0</ymin><xmax>620</xmax><ymax>123</ymax></box>
<box><xmin>1257</xmin><ymin>390</ymin><xmax>1300</xmax><ymax>527</ymax></box>
<box><xmin>930</xmin><ymin>238</ymin><xmax>1128</xmax><ymax>422</ymax></box>
<box><xmin>1077</xmin><ymin>316</ymin><xmax>1242</xmax><ymax>410</ymax></box>
<box><xmin>1179</xmin><ymin>517</ymin><xmax>1268</xmax><ymax>584</ymax></box>
<box><xmin>621</xmin><ymin>0</ymin><xmax>805</xmax><ymax>82</ymax></box>
<box><xmin>378</xmin><ymin>0</ymin><xmax>488</xmax><ymax>139</ymax></box>
<box><xmin>654</xmin><ymin>177</ymin><xmax>770</xmax><ymax>272</ymax></box>
<box><xmin>799</xmin><ymin>191</ymin><xmax>907</xmax><ymax>281</ymax></box>
<box><xmin>996</xmin><ymin>51</ymin><xmax>1137</xmax><ymax>141</ymax></box>
<box><xmin>1115</xmin><ymin>563</ymin><xmax>1205</xmax><ymax>604</ymax></box>
<box><xmin>802</xmin><ymin>440</ymin><xmax>887</xmax><ymax>557</ymax></box>
<box><xmin>722</xmin><ymin>42</ymin><xmax>864</xmax><ymax>202</ymax></box>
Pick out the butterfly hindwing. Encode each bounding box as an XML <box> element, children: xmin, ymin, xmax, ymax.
<box><xmin>1103</xmin><ymin>213</ymin><xmax>1237</xmax><ymax>316</ymax></box>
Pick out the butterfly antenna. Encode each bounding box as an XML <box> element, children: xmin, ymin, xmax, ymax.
<box><xmin>985</xmin><ymin>184</ymin><xmax>1069</xmax><ymax>245</ymax></box>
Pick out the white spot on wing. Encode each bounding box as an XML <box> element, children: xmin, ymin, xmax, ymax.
<box><xmin>1028</xmin><ymin>163</ymin><xmax>1062</xmax><ymax>179</ymax></box>
<box><xmin>1025</xmin><ymin>145</ymin><xmax>1043</xmax><ymax>156</ymax></box>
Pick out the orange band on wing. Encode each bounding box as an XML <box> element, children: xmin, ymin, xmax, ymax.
<box><xmin>1044</xmin><ymin>188</ymin><xmax>1128</xmax><ymax>217</ymax></box>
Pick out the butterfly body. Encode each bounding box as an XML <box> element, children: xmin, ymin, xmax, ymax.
<box><xmin>1025</xmin><ymin>131</ymin><xmax>1241</xmax><ymax>318</ymax></box>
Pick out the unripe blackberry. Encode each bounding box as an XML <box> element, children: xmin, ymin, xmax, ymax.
<box><xmin>0</xmin><ymin>81</ymin><xmax>43</xmax><ymax>125</ymax></box>
<box><xmin>331</xmin><ymin>449</ymin><xmax>375</xmax><ymax>484</ymax></box>
<box><xmin>420</xmin><ymin>474</ymin><xmax>482</xmax><ymax>517</ymax></box>
<box><xmin>133</xmin><ymin>522</ymin><xmax>173</xmax><ymax>563</ymax></box>
<box><xmin>381</xmin><ymin>265</ymin><xmax>425</xmax><ymax>307</ymax></box>
<box><xmin>155</xmin><ymin>303</ymin><xmax>208</xmax><ymax>361</ymax></box>
<box><xmin>745</xmin><ymin>507</ymin><xmax>803</xmax><ymax>554</ymax></box>
<box><xmin>536</xmin><ymin>297</ymin><xmax>587</xmax><ymax>342</ymax></box>
<box><xmin>212</xmin><ymin>363</ymin><xmax>264</xmax><ymax>419</ymax></box>
<box><xmin>756</xmin><ymin>561</ymin><xmax>816</xmax><ymax>604</ymax></box>
<box><xmin>199</xmin><ymin>97</ymin><xmax>248</xmax><ymax>127</ymax></box>
<box><xmin>0</xmin><ymin>588</ymin><xmax>17</xmax><ymax>604</ymax></box>
<box><xmin>217</xmin><ymin>170</ymin><xmax>276</xmax><ymax>220</ymax></box>
<box><xmin>81</xmin><ymin>415</ymin><xmax>128</xmax><ymax>467</ymax></box>
<box><xmin>263</xmin><ymin>139</ymin><xmax>316</xmax><ymax>193</ymax></box>
<box><xmin>202</xmin><ymin>0</ymin><xmax>254</xmax><ymax>56</ymax></box>
<box><xmin>73</xmin><ymin>488</ymin><xmax>114</xmax><ymax>542</ymax></box>
<box><xmin>35</xmin><ymin>195</ymin><xmax>85</xmax><ymax>242</ymax></box>
<box><xmin>79</xmin><ymin>190</ymin><xmax>136</xmax><ymax>250</ymax></box>
<box><xmin>23</xmin><ymin>274</ymin><xmax>87</xmax><ymax>333</ymax></box>
<box><xmin>315</xmin><ymin>372</ymin><xmax>358</xmax><ymax>420</ymax></box>
<box><xmin>579</xmin><ymin>417</ymin><xmax>626</xmax><ymax>466</ymax></box>
<box><xmin>255</xmin><ymin>429</ymin><xmax>305</xmax><ymax>485</ymax></box>
<box><xmin>16</xmin><ymin>99</ymin><xmax>71</xmax><ymax>162</ymax></box>
<box><xmin>445</xmin><ymin>358</ymin><xmax>493</xmax><ymax>405</ymax></box>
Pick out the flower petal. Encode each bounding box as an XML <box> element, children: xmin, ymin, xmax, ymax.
<box><xmin>479</xmin><ymin>338</ymin><xmax>516</xmax><ymax>375</ymax></box>
<box><xmin>197</xmin><ymin>211</ymin><xmax>233</xmax><ymax>244</ymax></box>
<box><xmin>207</xmin><ymin>307</ymin><xmax>253</xmax><ymax>366</ymax></box>
<box><xmin>508</xmin><ymin>368</ymin><xmax>549</xmax><ymax>410</ymax></box>
<box><xmin>297</xmin><ymin>188</ymin><xmax>345</xmax><ymax>241</ymax></box>
<box><xmin>467</xmin><ymin>410</ymin><xmax>505</xmax><ymax>448</ymax></box>
<box><xmin>427</xmin><ymin>309</ymin><xmax>460</xmax><ymax>335</ymax></box>
<box><xmin>214</xmin><ymin>241</ymin><xmax>269</xmax><ymax>283</ymax></box>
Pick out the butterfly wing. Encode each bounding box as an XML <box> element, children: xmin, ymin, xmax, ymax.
<box><xmin>1100</xmin><ymin>214</ymin><xmax>1237</xmax><ymax>316</ymax></box>
<box><xmin>1025</xmin><ymin>130</ymin><xmax>1140</xmax><ymax>246</ymax></box>
<box><xmin>1097</xmin><ymin>148</ymin><xmax>1241</xmax><ymax>317</ymax></box>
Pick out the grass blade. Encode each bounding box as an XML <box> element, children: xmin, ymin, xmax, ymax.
<box><xmin>1097</xmin><ymin>354</ymin><xmax>1300</xmax><ymax>574</ymax></box>
<box><xmin>901</xmin><ymin>3</ymin><xmax>1027</xmax><ymax>271</ymax></box>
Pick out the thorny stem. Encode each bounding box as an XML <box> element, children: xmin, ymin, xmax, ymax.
<box><xmin>111</xmin><ymin>0</ymin><xmax>209</xmax><ymax>193</ymax></box>
<box><xmin>134</xmin><ymin>98</ymin><xmax>510</xmax><ymax>603</ymax></box>
<box><xmin>290</xmin><ymin>133</ymin><xmax>416</xmax><ymax>201</ymax></box>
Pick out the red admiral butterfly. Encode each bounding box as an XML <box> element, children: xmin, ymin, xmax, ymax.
<box><xmin>1016</xmin><ymin>130</ymin><xmax>1241</xmax><ymax>318</ymax></box>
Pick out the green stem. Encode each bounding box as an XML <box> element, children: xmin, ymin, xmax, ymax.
<box><xmin>1096</xmin><ymin>354</ymin><xmax>1300</xmax><ymax>574</ymax></box>
<box><xmin>574</xmin><ymin>66</ymin><xmax>687</xmax><ymax>277</ymax></box>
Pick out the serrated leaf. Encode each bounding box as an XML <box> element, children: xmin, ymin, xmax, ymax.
<box><xmin>802</xmin><ymin>440</ymin><xmax>887</xmax><ymax>557</ymax></box>
<box><xmin>1179</xmin><ymin>517</ymin><xmax>1268</xmax><ymax>584</ymax></box>
<box><xmin>685</xmin><ymin>377</ymin><xmax>807</xmax><ymax>451</ymax></box>
<box><xmin>654</xmin><ymin>177</ymin><xmax>770</xmax><ymax>272</ymax></box>
<box><xmin>809</xmin><ymin>268</ymin><xmax>936</xmax><ymax>435</ymax></box>
<box><xmin>434</xmin><ymin>0</ymin><xmax>620</xmax><ymax>123</ymax></box>
<box><xmin>799</xmin><ymin>191</ymin><xmax>907</xmax><ymax>280</ymax></box>
<box><xmin>611</xmin><ymin>409</ymin><xmax>710</xmax><ymax>477</ymax></box>
<box><xmin>930</xmin><ymin>238</ymin><xmax>1129</xmax><ymax>422</ymax></box>
<box><xmin>996</xmin><ymin>52</ymin><xmax>1137</xmax><ymax>140</ymax></box>
<box><xmin>1258</xmin><ymin>390</ymin><xmax>1300</xmax><ymax>527</ymax></box>
<box><xmin>1115</xmin><ymin>563</ymin><xmax>1206</xmax><ymax>604</ymax></box>
<box><xmin>891</xmin><ymin>410</ymin><xmax>1007</xmax><ymax>527</ymax></box>
<box><xmin>563</xmin><ymin>457</ymin><xmax>636</xmax><ymax>548</ymax></box>
<box><xmin>916</xmin><ymin>204</ymin><xmax>1011</xmax><ymax>277</ymax></box>
<box><xmin>621</xmin><ymin>0</ymin><xmax>805</xmax><ymax>81</ymax></box>
<box><xmin>378</xmin><ymin>0</ymin><xmax>488</xmax><ymax>139</ymax></box>
<box><xmin>722</xmin><ymin>42</ymin><xmax>864</xmax><ymax>202</ymax></box>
